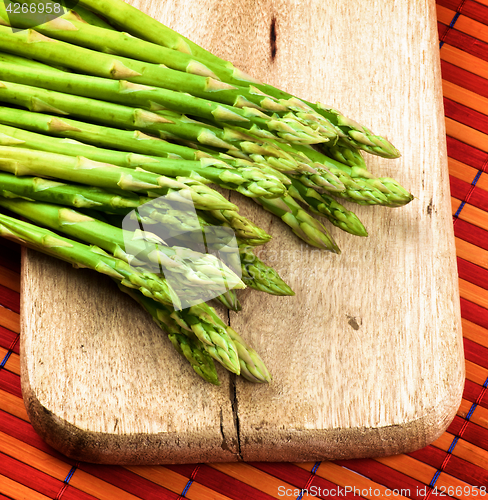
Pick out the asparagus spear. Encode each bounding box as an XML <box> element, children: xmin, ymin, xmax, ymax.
<box><xmin>0</xmin><ymin>211</ymin><xmax>182</xmax><ymax>308</ymax></box>
<box><xmin>114</xmin><ymin>264</ymin><xmax>242</xmax><ymax>376</ymax></box>
<box><xmin>69</xmin><ymin>4</ymin><xmax>115</xmax><ymax>30</ymax></box>
<box><xmin>73</xmin><ymin>0</ymin><xmax>401</xmax><ymax>158</ymax></box>
<box><xmin>255</xmin><ymin>195</ymin><xmax>340</xmax><ymax>253</ymax></box>
<box><xmin>76</xmin><ymin>0</ymin><xmax>223</xmax><ymax>65</ymax></box>
<box><xmin>0</xmin><ymin>88</ymin><xmax>351</xmax><ymax>247</ymax></box>
<box><xmin>0</xmin><ymin>171</ymin><xmax>271</xmax><ymax>246</ymax></box>
<box><xmin>226</xmin><ymin>326</ymin><xmax>272</xmax><ymax>383</ymax></box>
<box><xmin>129</xmin><ymin>203</ymin><xmax>272</xmax><ymax>248</ymax></box>
<box><xmin>0</xmin><ymin>197</ymin><xmax>245</xmax><ymax>299</ymax></box>
<box><xmin>292</xmin><ymin>143</ymin><xmax>414</xmax><ymax>207</ymax></box>
<box><xmin>0</xmin><ymin>9</ymin><xmax>340</xmax><ymax>147</ymax></box>
<box><xmin>0</xmin><ymin>105</ymin><xmax>193</xmax><ymax>158</ymax></box>
<box><xmin>0</xmin><ymin>80</ymin><xmax>328</xmax><ymax>185</ymax></box>
<box><xmin>0</xmin><ymin>171</ymin><xmax>288</xmax><ymax>294</ymax></box>
<box><xmin>136</xmin><ymin>283</ymin><xmax>272</xmax><ymax>383</ymax></box>
<box><xmin>117</xmin><ymin>283</ymin><xmax>221</xmax><ymax>386</ymax></box>
<box><xmin>0</xmin><ymin>145</ymin><xmax>237</xmax><ymax>211</ymax></box>
<box><xmin>287</xmin><ymin>178</ymin><xmax>368</xmax><ymax>237</ymax></box>
<box><xmin>1</xmin><ymin>208</ymin><xmax>244</xmax><ymax>374</ymax></box>
<box><xmin>319</xmin><ymin>140</ymin><xmax>369</xmax><ymax>169</ymax></box>
<box><xmin>0</xmin><ymin>6</ymin><xmax>238</xmax><ymax>79</ymax></box>
<box><xmin>0</xmin><ymin>171</ymin><xmax>152</xmax><ymax>214</ymax></box>
<box><xmin>189</xmin><ymin>301</ymin><xmax>271</xmax><ymax>382</ymax></box>
<box><xmin>0</xmin><ymin>172</ymin><xmax>288</xmax><ymax>297</ymax></box>
<box><xmin>0</xmin><ymin>205</ymin><xmax>245</xmax><ymax>373</ymax></box>
<box><xmin>0</xmin><ymin>25</ymin><xmax>302</xmax><ymax>118</ymax></box>
<box><xmin>239</xmin><ymin>245</ymin><xmax>295</xmax><ymax>295</ymax></box>
<box><xmin>239</xmin><ymin>131</ymin><xmax>412</xmax><ymax>207</ymax></box>
<box><xmin>0</xmin><ymin>123</ymin><xmax>288</xmax><ymax>199</ymax></box>
<box><xmin>0</xmin><ymin>119</ymin><xmax>340</xmax><ymax>250</ymax></box>
<box><xmin>0</xmin><ymin>75</ymin><xmax>331</xmax><ymax>194</ymax></box>
<box><xmin>0</xmin><ymin>105</ymin><xmax>288</xmax><ymax>188</ymax></box>
<box><xmin>214</xmin><ymin>289</ymin><xmax>241</xmax><ymax>312</ymax></box>
<box><xmin>0</xmin><ymin>50</ymin><xmax>326</xmax><ymax>145</ymax></box>
<box><xmin>108</xmin><ymin>206</ymin><xmax>293</xmax><ymax>297</ymax></box>
<box><xmin>0</xmin><ymin>9</ymin><xmax>340</xmax><ymax>146</ymax></box>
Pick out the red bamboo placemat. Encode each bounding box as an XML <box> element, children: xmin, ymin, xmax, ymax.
<box><xmin>0</xmin><ymin>1</ymin><xmax>487</xmax><ymax>497</ymax></box>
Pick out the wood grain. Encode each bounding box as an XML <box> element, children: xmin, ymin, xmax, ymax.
<box><xmin>20</xmin><ymin>0</ymin><xmax>463</xmax><ymax>463</ymax></box>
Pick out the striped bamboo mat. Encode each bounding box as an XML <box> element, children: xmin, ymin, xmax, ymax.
<box><xmin>0</xmin><ymin>1</ymin><xmax>487</xmax><ymax>498</ymax></box>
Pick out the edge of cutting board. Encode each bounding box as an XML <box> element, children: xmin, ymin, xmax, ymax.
<box><xmin>20</xmin><ymin>379</ymin><xmax>463</xmax><ymax>464</ymax></box>
<box><xmin>20</xmin><ymin>289</ymin><xmax>464</xmax><ymax>465</ymax></box>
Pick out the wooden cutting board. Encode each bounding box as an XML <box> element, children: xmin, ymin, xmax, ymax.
<box><xmin>20</xmin><ymin>0</ymin><xmax>464</xmax><ymax>464</ymax></box>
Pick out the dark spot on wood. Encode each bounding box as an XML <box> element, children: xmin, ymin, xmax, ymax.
<box><xmin>347</xmin><ymin>315</ymin><xmax>360</xmax><ymax>330</ymax></box>
<box><xmin>270</xmin><ymin>17</ymin><xmax>277</xmax><ymax>60</ymax></box>
<box><xmin>426</xmin><ymin>198</ymin><xmax>433</xmax><ymax>216</ymax></box>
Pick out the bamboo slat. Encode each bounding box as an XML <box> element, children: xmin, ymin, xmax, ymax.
<box><xmin>457</xmin><ymin>399</ymin><xmax>488</xmax><ymax>429</ymax></box>
<box><xmin>437</xmin><ymin>5</ymin><xmax>488</xmax><ymax>42</ymax></box>
<box><xmin>445</xmin><ymin>118</ymin><xmax>488</xmax><ymax>153</ymax></box>
<box><xmin>452</xmin><ymin>197</ymin><xmax>488</xmax><ymax>231</ymax></box>
<box><xmin>441</xmin><ymin>44</ymin><xmax>488</xmax><ymax>81</ymax></box>
<box><xmin>443</xmin><ymin>80</ymin><xmax>488</xmax><ymax>116</ymax></box>
<box><xmin>449</xmin><ymin>159</ymin><xmax>488</xmax><ymax>188</ymax></box>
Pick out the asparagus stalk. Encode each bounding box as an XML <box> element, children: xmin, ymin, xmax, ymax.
<box><xmin>0</xmin><ymin>6</ymin><xmax>239</xmax><ymax>79</ymax></box>
<box><xmin>0</xmin><ymin>171</ymin><xmax>271</xmax><ymax>246</ymax></box>
<box><xmin>0</xmin><ymin>25</ymin><xmax>305</xmax><ymax>119</ymax></box>
<box><xmin>0</xmin><ymin>205</ymin><xmax>244</xmax><ymax>373</ymax></box>
<box><xmin>135</xmin><ymin>203</ymin><xmax>271</xmax><ymax>247</ymax></box>
<box><xmin>76</xmin><ymin>0</ymin><xmax>224</xmax><ymax>65</ymax></box>
<box><xmin>128</xmin><ymin>278</ymin><xmax>271</xmax><ymax>382</ymax></box>
<box><xmin>117</xmin><ymin>283</ymin><xmax>221</xmax><ymax>386</ymax></box>
<box><xmin>189</xmin><ymin>301</ymin><xmax>271</xmax><ymax>382</ymax></box>
<box><xmin>239</xmin><ymin>131</ymin><xmax>412</xmax><ymax>207</ymax></box>
<box><xmin>195</xmin><ymin>209</ymin><xmax>271</xmax><ymax>246</ymax></box>
<box><xmin>225</xmin><ymin>326</ymin><xmax>272</xmax><ymax>383</ymax></box>
<box><xmin>0</xmin><ymin>51</ymin><xmax>310</xmax><ymax>145</ymax></box>
<box><xmin>292</xmin><ymin>144</ymin><xmax>414</xmax><ymax>207</ymax></box>
<box><xmin>0</xmin><ymin>50</ymin><xmax>326</xmax><ymax>145</ymax></box>
<box><xmin>0</xmin><ymin>9</ymin><xmax>340</xmax><ymax>146</ymax></box>
<box><xmin>117</xmin><ymin>275</ymin><xmax>242</xmax><ymax>376</ymax></box>
<box><xmin>0</xmin><ymin>197</ymin><xmax>246</xmax><ymax>298</ymax></box>
<box><xmin>110</xmin><ymin>206</ymin><xmax>293</xmax><ymax>297</ymax></box>
<box><xmin>73</xmin><ymin>0</ymin><xmax>401</xmax><ymax>158</ymax></box>
<box><xmin>0</xmin><ymin>145</ymin><xmax>237</xmax><ymax>211</ymax></box>
<box><xmin>0</xmin><ymin>100</ymin><xmax>346</xmax><ymax>252</ymax></box>
<box><xmin>214</xmin><ymin>289</ymin><xmax>242</xmax><ymax>312</ymax></box>
<box><xmin>254</xmin><ymin>195</ymin><xmax>340</xmax><ymax>253</ymax></box>
<box><xmin>239</xmin><ymin>245</ymin><xmax>295</xmax><ymax>295</ymax></box>
<box><xmin>0</xmin><ymin>105</ymin><xmax>289</xmax><ymax>188</ymax></box>
<box><xmin>0</xmin><ymin>80</ymin><xmax>328</xmax><ymax>185</ymax></box>
<box><xmin>0</xmin><ymin>13</ymin><xmax>340</xmax><ymax>147</ymax></box>
<box><xmin>0</xmin><ymin>123</ymin><xmax>288</xmax><ymax>199</ymax></box>
<box><xmin>0</xmin><ymin>171</ymin><xmax>288</xmax><ymax>293</ymax></box>
<box><xmin>177</xmin><ymin>304</ymin><xmax>240</xmax><ymax>375</ymax></box>
<box><xmin>69</xmin><ymin>4</ymin><xmax>115</xmax><ymax>30</ymax></box>
<box><xmin>0</xmin><ymin>211</ymin><xmax>182</xmax><ymax>308</ymax></box>
<box><xmin>0</xmin><ymin>171</ymin><xmax>153</xmax><ymax>214</ymax></box>
<box><xmin>319</xmin><ymin>140</ymin><xmax>369</xmax><ymax>169</ymax></box>
<box><xmin>0</xmin><ymin>105</ymin><xmax>195</xmax><ymax>158</ymax></box>
<box><xmin>167</xmin><ymin>333</ymin><xmax>220</xmax><ymax>385</ymax></box>
<box><xmin>287</xmin><ymin>178</ymin><xmax>368</xmax><ymax>237</ymax></box>
<box><xmin>0</xmin><ymin>76</ymin><xmax>322</xmax><ymax>192</ymax></box>
<box><xmin>0</xmin><ymin>172</ymin><xmax>288</xmax><ymax>296</ymax></box>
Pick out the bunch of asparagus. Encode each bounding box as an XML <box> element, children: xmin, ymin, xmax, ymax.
<box><xmin>0</xmin><ymin>0</ymin><xmax>413</xmax><ymax>385</ymax></box>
